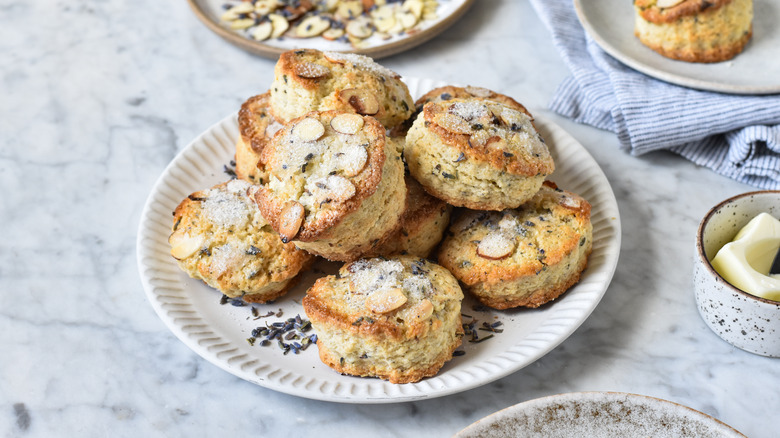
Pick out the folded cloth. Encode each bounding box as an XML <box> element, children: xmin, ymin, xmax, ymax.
<box><xmin>529</xmin><ymin>0</ymin><xmax>780</xmax><ymax>189</ymax></box>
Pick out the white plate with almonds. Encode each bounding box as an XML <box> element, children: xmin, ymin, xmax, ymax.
<box><xmin>187</xmin><ymin>0</ymin><xmax>475</xmax><ymax>60</ymax></box>
<box><xmin>574</xmin><ymin>0</ymin><xmax>780</xmax><ymax>94</ymax></box>
<box><xmin>136</xmin><ymin>77</ymin><xmax>621</xmax><ymax>403</ymax></box>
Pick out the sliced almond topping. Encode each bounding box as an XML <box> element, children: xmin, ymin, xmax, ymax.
<box><xmin>339</xmin><ymin>88</ymin><xmax>380</xmax><ymax>115</ymax></box>
<box><xmin>278</xmin><ymin>200</ymin><xmax>305</xmax><ymax>243</ymax></box>
<box><xmin>346</xmin><ymin>18</ymin><xmax>374</xmax><ymax>39</ymax></box>
<box><xmin>371</xmin><ymin>5</ymin><xmax>396</xmax><ymax>32</ymax></box>
<box><xmin>336</xmin><ymin>1</ymin><xmax>364</xmax><ymax>20</ymax></box>
<box><xmin>365</xmin><ymin>288</ymin><xmax>408</xmax><ymax>314</ymax></box>
<box><xmin>477</xmin><ymin>232</ymin><xmax>516</xmax><ymax>260</ymax></box>
<box><xmin>250</xmin><ymin>21</ymin><xmax>273</xmax><ymax>41</ymax></box>
<box><xmin>409</xmin><ymin>299</ymin><xmax>434</xmax><ymax>321</ymax></box>
<box><xmin>435</xmin><ymin>112</ymin><xmax>472</xmax><ymax>135</ymax></box>
<box><xmin>334</xmin><ymin>145</ymin><xmax>369</xmax><ymax>177</ymax></box>
<box><xmin>396</xmin><ymin>10</ymin><xmax>418</xmax><ymax>30</ymax></box>
<box><xmin>268</xmin><ymin>13</ymin><xmax>289</xmax><ymax>38</ymax></box>
<box><xmin>169</xmin><ymin>233</ymin><xmax>205</xmax><ymax>260</ymax></box>
<box><xmin>293</xmin><ymin>61</ymin><xmax>330</xmax><ymax>79</ymax></box>
<box><xmin>559</xmin><ymin>194</ymin><xmax>582</xmax><ymax>209</ymax></box>
<box><xmin>330</xmin><ymin>113</ymin><xmax>365</xmax><ymax>134</ymax></box>
<box><xmin>292</xmin><ymin>117</ymin><xmax>325</xmax><ymax>141</ymax></box>
<box><xmin>402</xmin><ymin>0</ymin><xmax>424</xmax><ymax>19</ymax></box>
<box><xmin>229</xmin><ymin>18</ymin><xmax>256</xmax><ymax>30</ymax></box>
<box><xmin>221</xmin><ymin>2</ymin><xmax>255</xmax><ymax>20</ymax></box>
<box><xmin>656</xmin><ymin>0</ymin><xmax>685</xmax><ymax>7</ymax></box>
<box><xmin>322</xmin><ymin>27</ymin><xmax>345</xmax><ymax>40</ymax></box>
<box><xmin>465</xmin><ymin>85</ymin><xmax>493</xmax><ymax>98</ymax></box>
<box><xmin>295</xmin><ymin>15</ymin><xmax>331</xmax><ymax>38</ymax></box>
<box><xmin>254</xmin><ymin>0</ymin><xmax>279</xmax><ymax>15</ymax></box>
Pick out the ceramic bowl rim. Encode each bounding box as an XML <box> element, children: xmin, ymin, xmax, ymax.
<box><xmin>696</xmin><ymin>189</ymin><xmax>780</xmax><ymax>307</ymax></box>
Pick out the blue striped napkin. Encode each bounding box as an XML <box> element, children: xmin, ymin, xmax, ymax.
<box><xmin>529</xmin><ymin>0</ymin><xmax>780</xmax><ymax>189</ymax></box>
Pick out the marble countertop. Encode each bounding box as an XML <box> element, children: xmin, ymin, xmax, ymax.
<box><xmin>2</xmin><ymin>1</ymin><xmax>777</xmax><ymax>437</ymax></box>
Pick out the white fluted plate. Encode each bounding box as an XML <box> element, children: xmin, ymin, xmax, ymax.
<box><xmin>136</xmin><ymin>78</ymin><xmax>621</xmax><ymax>403</ymax></box>
<box><xmin>454</xmin><ymin>392</ymin><xmax>746</xmax><ymax>437</ymax></box>
<box><xmin>574</xmin><ymin>0</ymin><xmax>780</xmax><ymax>94</ymax></box>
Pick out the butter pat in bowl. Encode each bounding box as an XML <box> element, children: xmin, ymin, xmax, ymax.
<box><xmin>694</xmin><ymin>191</ymin><xmax>780</xmax><ymax>357</ymax></box>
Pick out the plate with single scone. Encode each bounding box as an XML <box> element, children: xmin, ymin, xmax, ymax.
<box><xmin>137</xmin><ymin>70</ymin><xmax>621</xmax><ymax>403</ymax></box>
<box><xmin>574</xmin><ymin>0</ymin><xmax>780</xmax><ymax>94</ymax></box>
<box><xmin>187</xmin><ymin>0</ymin><xmax>474</xmax><ymax>60</ymax></box>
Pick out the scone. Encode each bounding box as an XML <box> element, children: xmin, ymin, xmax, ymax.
<box><xmin>438</xmin><ymin>182</ymin><xmax>593</xmax><ymax>309</ymax></box>
<box><xmin>369</xmin><ymin>176</ymin><xmax>452</xmax><ymax>258</ymax></box>
<box><xmin>252</xmin><ymin>111</ymin><xmax>406</xmax><ymax>262</ymax></box>
<box><xmin>391</xmin><ymin>85</ymin><xmax>534</xmax><ymax>138</ymax></box>
<box><xmin>168</xmin><ymin>179</ymin><xmax>313</xmax><ymax>303</ymax></box>
<box><xmin>404</xmin><ymin>97</ymin><xmax>554</xmax><ymax>211</ymax></box>
<box><xmin>236</xmin><ymin>92</ymin><xmax>283</xmax><ymax>184</ymax></box>
<box><xmin>269</xmin><ymin>48</ymin><xmax>415</xmax><ymax>128</ymax></box>
<box><xmin>634</xmin><ymin>0</ymin><xmax>753</xmax><ymax>63</ymax></box>
<box><xmin>302</xmin><ymin>256</ymin><xmax>464</xmax><ymax>384</ymax></box>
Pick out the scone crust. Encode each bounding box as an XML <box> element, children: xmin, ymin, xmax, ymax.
<box><xmin>634</xmin><ymin>0</ymin><xmax>753</xmax><ymax>63</ymax></box>
<box><xmin>404</xmin><ymin>98</ymin><xmax>554</xmax><ymax>210</ymax></box>
<box><xmin>169</xmin><ymin>180</ymin><xmax>313</xmax><ymax>302</ymax></box>
<box><xmin>438</xmin><ymin>181</ymin><xmax>593</xmax><ymax>309</ymax></box>
<box><xmin>236</xmin><ymin>92</ymin><xmax>283</xmax><ymax>183</ymax></box>
<box><xmin>269</xmin><ymin>49</ymin><xmax>414</xmax><ymax>128</ymax></box>
<box><xmin>302</xmin><ymin>256</ymin><xmax>463</xmax><ymax>383</ymax></box>
<box><xmin>367</xmin><ymin>176</ymin><xmax>452</xmax><ymax>258</ymax></box>
<box><xmin>391</xmin><ymin>85</ymin><xmax>534</xmax><ymax>138</ymax></box>
<box><xmin>415</xmin><ymin>85</ymin><xmax>532</xmax><ymax>118</ymax></box>
<box><xmin>254</xmin><ymin>111</ymin><xmax>406</xmax><ymax>261</ymax></box>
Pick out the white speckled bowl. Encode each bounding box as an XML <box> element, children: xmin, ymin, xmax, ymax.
<box><xmin>694</xmin><ymin>190</ymin><xmax>780</xmax><ymax>357</ymax></box>
<box><xmin>454</xmin><ymin>392</ymin><xmax>745</xmax><ymax>437</ymax></box>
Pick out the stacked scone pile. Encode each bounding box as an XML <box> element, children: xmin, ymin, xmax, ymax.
<box><xmin>168</xmin><ymin>49</ymin><xmax>593</xmax><ymax>384</ymax></box>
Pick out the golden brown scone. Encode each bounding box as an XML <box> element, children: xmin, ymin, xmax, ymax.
<box><xmin>368</xmin><ymin>176</ymin><xmax>453</xmax><ymax>258</ymax></box>
<box><xmin>302</xmin><ymin>256</ymin><xmax>464</xmax><ymax>384</ymax></box>
<box><xmin>236</xmin><ymin>92</ymin><xmax>284</xmax><ymax>184</ymax></box>
<box><xmin>404</xmin><ymin>97</ymin><xmax>554</xmax><ymax>211</ymax></box>
<box><xmin>169</xmin><ymin>179</ymin><xmax>313</xmax><ymax>303</ymax></box>
<box><xmin>391</xmin><ymin>85</ymin><xmax>534</xmax><ymax>138</ymax></box>
<box><xmin>268</xmin><ymin>48</ymin><xmax>415</xmax><ymax>128</ymax></box>
<box><xmin>252</xmin><ymin>110</ymin><xmax>406</xmax><ymax>262</ymax></box>
<box><xmin>634</xmin><ymin>0</ymin><xmax>753</xmax><ymax>63</ymax></box>
<box><xmin>438</xmin><ymin>181</ymin><xmax>593</xmax><ymax>309</ymax></box>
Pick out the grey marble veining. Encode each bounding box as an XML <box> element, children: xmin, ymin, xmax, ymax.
<box><xmin>1</xmin><ymin>1</ymin><xmax>777</xmax><ymax>437</ymax></box>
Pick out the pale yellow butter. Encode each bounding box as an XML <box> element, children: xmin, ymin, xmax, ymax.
<box><xmin>711</xmin><ymin>213</ymin><xmax>780</xmax><ymax>301</ymax></box>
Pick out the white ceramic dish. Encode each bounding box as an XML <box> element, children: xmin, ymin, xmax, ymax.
<box><xmin>136</xmin><ymin>78</ymin><xmax>621</xmax><ymax>403</ymax></box>
<box><xmin>453</xmin><ymin>392</ymin><xmax>746</xmax><ymax>437</ymax></box>
<box><xmin>573</xmin><ymin>0</ymin><xmax>780</xmax><ymax>95</ymax></box>
<box><xmin>694</xmin><ymin>190</ymin><xmax>780</xmax><ymax>357</ymax></box>
<box><xmin>187</xmin><ymin>0</ymin><xmax>474</xmax><ymax>60</ymax></box>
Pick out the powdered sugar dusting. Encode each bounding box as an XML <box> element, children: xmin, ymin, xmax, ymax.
<box><xmin>347</xmin><ymin>259</ymin><xmax>434</xmax><ymax>308</ymax></box>
<box><xmin>559</xmin><ymin>193</ymin><xmax>582</xmax><ymax>209</ymax></box>
<box><xmin>449</xmin><ymin>100</ymin><xmax>489</xmax><ymax>121</ymax></box>
<box><xmin>350</xmin><ymin>259</ymin><xmax>404</xmax><ymax>294</ymax></box>
<box><xmin>294</xmin><ymin>61</ymin><xmax>330</xmax><ymax>79</ymax></box>
<box><xmin>323</xmin><ymin>51</ymin><xmax>399</xmax><ymax>78</ymax></box>
<box><xmin>333</xmin><ymin>144</ymin><xmax>368</xmax><ymax>176</ymax></box>
<box><xmin>202</xmin><ymin>180</ymin><xmax>252</xmax><ymax>228</ymax></box>
<box><xmin>307</xmin><ymin>174</ymin><xmax>356</xmax><ymax>203</ymax></box>
<box><xmin>209</xmin><ymin>243</ymin><xmax>246</xmax><ymax>276</ymax></box>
